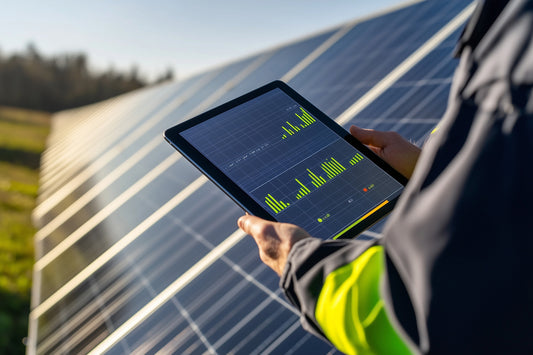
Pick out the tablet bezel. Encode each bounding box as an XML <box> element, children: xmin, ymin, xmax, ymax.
<box><xmin>164</xmin><ymin>80</ymin><xmax>408</xmax><ymax>239</ymax></box>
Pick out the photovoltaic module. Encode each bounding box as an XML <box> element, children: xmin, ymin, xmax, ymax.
<box><xmin>29</xmin><ymin>1</ymin><xmax>475</xmax><ymax>353</ymax></box>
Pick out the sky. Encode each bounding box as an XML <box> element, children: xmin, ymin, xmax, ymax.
<box><xmin>0</xmin><ymin>0</ymin><xmax>406</xmax><ymax>81</ymax></box>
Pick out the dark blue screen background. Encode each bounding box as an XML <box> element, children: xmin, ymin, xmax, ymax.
<box><xmin>181</xmin><ymin>88</ymin><xmax>403</xmax><ymax>239</ymax></box>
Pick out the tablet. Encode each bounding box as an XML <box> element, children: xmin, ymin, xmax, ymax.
<box><xmin>164</xmin><ymin>81</ymin><xmax>407</xmax><ymax>240</ymax></box>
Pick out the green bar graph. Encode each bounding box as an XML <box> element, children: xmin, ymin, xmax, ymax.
<box><xmin>281</xmin><ymin>107</ymin><xmax>317</xmax><ymax>139</ymax></box>
<box><xmin>307</xmin><ymin>169</ymin><xmax>326</xmax><ymax>187</ymax></box>
<box><xmin>295</xmin><ymin>179</ymin><xmax>310</xmax><ymax>193</ymax></box>
<box><xmin>282</xmin><ymin>126</ymin><xmax>293</xmax><ymax>136</ymax></box>
<box><xmin>330</xmin><ymin>162</ymin><xmax>342</xmax><ymax>174</ymax></box>
<box><xmin>265</xmin><ymin>154</ymin><xmax>350</xmax><ymax>210</ymax></box>
<box><xmin>295</xmin><ymin>113</ymin><xmax>309</xmax><ymax>127</ymax></box>
<box><xmin>295</xmin><ymin>179</ymin><xmax>311</xmax><ymax>200</ymax></box>
<box><xmin>321</xmin><ymin>162</ymin><xmax>336</xmax><ymax>179</ymax></box>
<box><xmin>287</xmin><ymin>121</ymin><xmax>300</xmax><ymax>132</ymax></box>
<box><xmin>265</xmin><ymin>194</ymin><xmax>290</xmax><ymax>214</ymax></box>
<box><xmin>322</xmin><ymin>157</ymin><xmax>346</xmax><ymax>179</ymax></box>
<box><xmin>299</xmin><ymin>108</ymin><xmax>315</xmax><ymax>124</ymax></box>
<box><xmin>265</xmin><ymin>198</ymin><xmax>279</xmax><ymax>213</ymax></box>
<box><xmin>349</xmin><ymin>153</ymin><xmax>364</xmax><ymax>166</ymax></box>
<box><xmin>331</xmin><ymin>158</ymin><xmax>345</xmax><ymax>172</ymax></box>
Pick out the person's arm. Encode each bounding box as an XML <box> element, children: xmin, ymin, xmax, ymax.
<box><xmin>237</xmin><ymin>217</ymin><xmax>412</xmax><ymax>354</ymax></box>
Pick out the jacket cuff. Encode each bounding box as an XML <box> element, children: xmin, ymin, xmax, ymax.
<box><xmin>280</xmin><ymin>237</ymin><xmax>378</xmax><ymax>340</ymax></box>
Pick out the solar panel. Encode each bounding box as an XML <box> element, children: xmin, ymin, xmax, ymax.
<box><xmin>29</xmin><ymin>1</ymin><xmax>476</xmax><ymax>353</ymax></box>
<box><xmin>289</xmin><ymin>0</ymin><xmax>470</xmax><ymax>118</ymax></box>
<box><xmin>37</xmin><ymin>83</ymin><xmax>181</xmax><ymax>201</ymax></box>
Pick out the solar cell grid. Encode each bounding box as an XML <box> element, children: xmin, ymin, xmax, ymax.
<box><xmin>38</xmin><ymin>84</ymin><xmax>178</xmax><ymax>197</ymax></box>
<box><xmin>39</xmin><ymin>99</ymin><xmax>118</xmax><ymax>169</ymax></box>
<box><xmin>35</xmin><ymin>185</ymin><xmax>248</xmax><ymax>350</ymax></box>
<box><xmin>29</xmin><ymin>1</ymin><xmax>477</xmax><ymax>354</ymax></box>
<box><xmin>32</xmin><ymin>71</ymin><xmax>216</xmax><ymax>226</ymax></box>
<box><xmin>36</xmin><ymin>28</ymin><xmax>382</xmax><ymax>344</ymax></box>
<box><xmin>290</xmin><ymin>0</ymin><xmax>468</xmax><ymax>119</ymax></box>
<box><xmin>32</xmin><ymin>29</ymin><xmax>354</xmax><ymax>340</ymax></box>
<box><xmin>37</xmin><ymin>164</ymin><xmax>205</xmax><ymax>299</ymax></box>
<box><xmin>113</xmin><ymin>255</ymin><xmax>336</xmax><ymax>354</ymax></box>
<box><xmin>32</xmin><ymin>53</ymin><xmax>274</xmax><ymax>309</ymax></box>
<box><xmin>35</xmin><ymin>53</ymin><xmax>260</xmax><ymax>219</ymax></box>
<box><xmin>224</xmin><ymin>29</ymin><xmax>337</xmax><ymax>95</ymax></box>
<box><xmin>36</xmin><ymin>218</ymin><xmax>189</xmax><ymax>343</ymax></box>
<box><xmin>40</xmin><ymin>143</ymin><xmax>181</xmax><ymax>252</ymax></box>
<box><xmin>349</xmin><ymin>27</ymin><xmax>464</xmax><ymax>146</ymax></box>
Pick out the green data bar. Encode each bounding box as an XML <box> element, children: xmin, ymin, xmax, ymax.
<box><xmin>321</xmin><ymin>163</ymin><xmax>335</xmax><ymax>178</ymax></box>
<box><xmin>295</xmin><ymin>179</ymin><xmax>310</xmax><ymax>193</ymax></box>
<box><xmin>331</xmin><ymin>158</ymin><xmax>345</xmax><ymax>171</ymax></box>
<box><xmin>282</xmin><ymin>126</ymin><xmax>293</xmax><ymax>135</ymax></box>
<box><xmin>265</xmin><ymin>198</ymin><xmax>279</xmax><ymax>213</ymax></box>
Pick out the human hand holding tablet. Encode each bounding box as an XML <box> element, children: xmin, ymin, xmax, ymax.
<box><xmin>164</xmin><ymin>81</ymin><xmax>408</xmax><ymax>240</ymax></box>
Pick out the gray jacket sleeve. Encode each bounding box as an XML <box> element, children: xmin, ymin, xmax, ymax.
<box><xmin>280</xmin><ymin>237</ymin><xmax>379</xmax><ymax>340</ymax></box>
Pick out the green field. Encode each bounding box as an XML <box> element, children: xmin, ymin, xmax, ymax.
<box><xmin>0</xmin><ymin>106</ymin><xmax>50</xmax><ymax>354</ymax></box>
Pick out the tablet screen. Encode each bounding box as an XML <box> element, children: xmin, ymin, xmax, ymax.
<box><xmin>179</xmin><ymin>87</ymin><xmax>404</xmax><ymax>239</ymax></box>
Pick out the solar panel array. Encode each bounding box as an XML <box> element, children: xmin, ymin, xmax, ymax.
<box><xmin>29</xmin><ymin>1</ymin><xmax>476</xmax><ymax>353</ymax></box>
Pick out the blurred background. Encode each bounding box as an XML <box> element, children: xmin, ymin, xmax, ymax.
<box><xmin>0</xmin><ymin>0</ymin><xmax>404</xmax><ymax>353</ymax></box>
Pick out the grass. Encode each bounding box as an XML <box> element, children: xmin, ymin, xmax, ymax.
<box><xmin>0</xmin><ymin>106</ymin><xmax>50</xmax><ymax>354</ymax></box>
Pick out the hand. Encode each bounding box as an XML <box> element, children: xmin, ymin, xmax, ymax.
<box><xmin>350</xmin><ymin>125</ymin><xmax>421</xmax><ymax>179</ymax></box>
<box><xmin>238</xmin><ymin>214</ymin><xmax>311</xmax><ymax>276</ymax></box>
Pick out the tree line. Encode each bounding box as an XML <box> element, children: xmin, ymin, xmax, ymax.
<box><xmin>0</xmin><ymin>44</ymin><xmax>174</xmax><ymax>112</ymax></box>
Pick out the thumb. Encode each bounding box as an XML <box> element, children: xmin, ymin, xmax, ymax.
<box><xmin>238</xmin><ymin>214</ymin><xmax>267</xmax><ymax>237</ymax></box>
<box><xmin>350</xmin><ymin>125</ymin><xmax>388</xmax><ymax>148</ymax></box>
